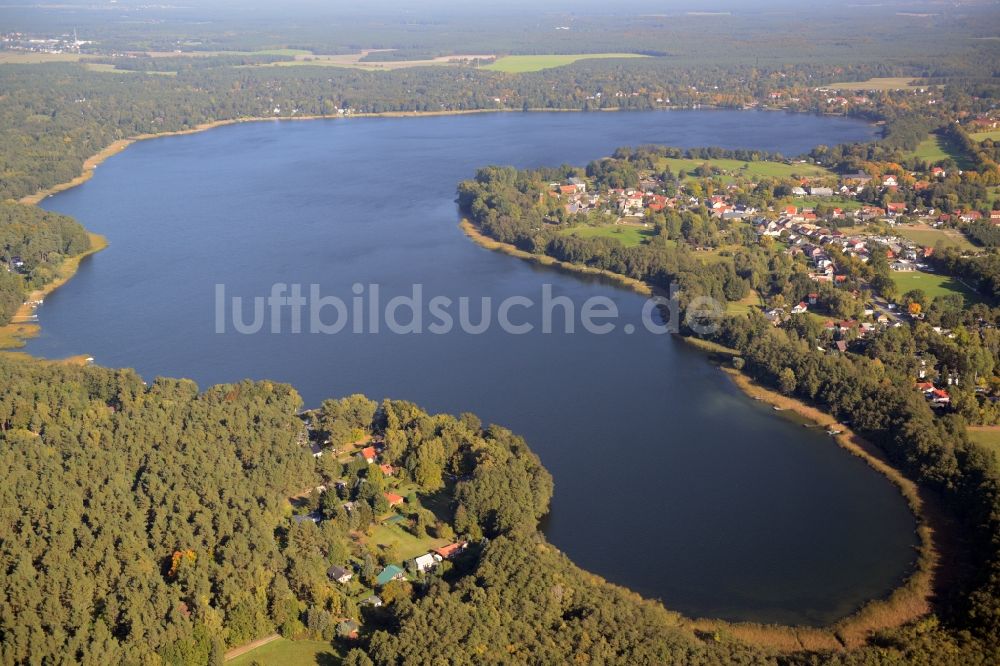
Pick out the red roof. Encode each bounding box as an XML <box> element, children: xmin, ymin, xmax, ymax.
<box><xmin>434</xmin><ymin>542</ymin><xmax>467</xmax><ymax>559</ymax></box>
<box><xmin>385</xmin><ymin>492</ymin><xmax>404</xmax><ymax>506</ymax></box>
<box><xmin>915</xmin><ymin>382</ymin><xmax>934</xmax><ymax>391</ymax></box>
<box><xmin>380</xmin><ymin>464</ymin><xmax>394</xmax><ymax>475</ymax></box>
<box><xmin>361</xmin><ymin>446</ymin><xmax>377</xmax><ymax>461</ymax></box>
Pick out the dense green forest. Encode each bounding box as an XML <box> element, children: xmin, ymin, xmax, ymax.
<box><xmin>4</xmin><ymin>354</ymin><xmax>998</xmax><ymax>665</ymax></box>
<box><xmin>2</xmin><ymin>44</ymin><xmax>998</xmax><ymax>202</ymax></box>
<box><xmin>3</xmin><ymin>5</ymin><xmax>1000</xmax><ymax>661</ymax></box>
<box><xmin>0</xmin><ymin>202</ymin><xmax>90</xmax><ymax>325</ymax></box>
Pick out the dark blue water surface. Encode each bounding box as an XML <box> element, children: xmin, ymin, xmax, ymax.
<box><xmin>30</xmin><ymin>110</ymin><xmax>917</xmax><ymax>625</ymax></box>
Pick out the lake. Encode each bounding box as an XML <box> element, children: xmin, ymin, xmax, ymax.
<box><xmin>29</xmin><ymin>109</ymin><xmax>917</xmax><ymax>625</ymax></box>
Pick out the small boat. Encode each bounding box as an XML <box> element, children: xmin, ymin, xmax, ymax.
<box><xmin>772</xmin><ymin>406</ymin><xmax>785</xmax><ymax>411</ymax></box>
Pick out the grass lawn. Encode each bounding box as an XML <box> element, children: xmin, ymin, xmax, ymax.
<box><xmin>970</xmin><ymin>130</ymin><xmax>1000</xmax><ymax>143</ymax></box>
<box><xmin>727</xmin><ymin>291</ymin><xmax>763</xmax><ymax>315</ymax></box>
<box><xmin>367</xmin><ymin>521</ymin><xmax>447</xmax><ymax>562</ymax></box>
<box><xmin>227</xmin><ymin>638</ymin><xmax>338</xmax><ymax>666</ymax></box>
<box><xmin>562</xmin><ymin>224</ymin><xmax>656</xmax><ymax>247</ymax></box>
<box><xmin>483</xmin><ymin>53</ymin><xmax>648</xmax><ymax>73</ymax></box>
<box><xmin>891</xmin><ymin>270</ymin><xmax>981</xmax><ymax>304</ymax></box>
<box><xmin>778</xmin><ymin>196</ymin><xmax>863</xmax><ymax>211</ymax></box>
<box><xmin>657</xmin><ymin>156</ymin><xmax>830</xmax><ymax>181</ymax></box>
<box><xmin>967</xmin><ymin>428</ymin><xmax>1000</xmax><ymax>469</ymax></box>
<box><xmin>908</xmin><ymin>133</ymin><xmax>973</xmax><ymax>169</ymax></box>
<box><xmin>896</xmin><ymin>227</ymin><xmax>977</xmax><ymax>252</ymax></box>
<box><xmin>825</xmin><ymin>77</ymin><xmax>928</xmax><ymax>91</ymax></box>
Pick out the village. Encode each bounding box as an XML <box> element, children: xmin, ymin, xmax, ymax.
<box><xmin>547</xmin><ymin>143</ymin><xmax>1000</xmax><ymax>412</ymax></box>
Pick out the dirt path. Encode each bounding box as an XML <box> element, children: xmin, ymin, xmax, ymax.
<box><xmin>223</xmin><ymin>633</ymin><xmax>279</xmax><ymax>662</ymax></box>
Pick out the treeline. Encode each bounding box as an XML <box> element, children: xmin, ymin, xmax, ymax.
<box><xmin>968</xmin><ymin>222</ymin><xmax>1000</xmax><ymax>248</ymax></box>
<box><xmin>0</xmin><ymin>202</ymin><xmax>91</xmax><ymax>325</ymax></box>
<box><xmin>0</xmin><ymin>57</ymin><xmax>986</xmax><ymax>202</ymax></box>
<box><xmin>613</xmin><ymin>144</ymin><xmax>794</xmax><ymax>166</ymax></box>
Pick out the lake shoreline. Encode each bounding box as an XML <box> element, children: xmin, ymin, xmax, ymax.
<box><xmin>16</xmin><ymin>108</ymin><xmax>653</xmax><ymax>205</ymax></box>
<box><xmin>14</xmin><ymin>111</ymin><xmax>920</xmax><ymax>651</ymax></box>
<box><xmin>0</xmin><ymin>232</ymin><xmax>108</xmax><ymax>350</ymax></box>
<box><xmin>461</xmin><ymin>216</ymin><xmax>938</xmax><ymax>650</ymax></box>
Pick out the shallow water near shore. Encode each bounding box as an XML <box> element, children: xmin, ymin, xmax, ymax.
<box><xmin>28</xmin><ymin>109</ymin><xmax>917</xmax><ymax>625</ymax></box>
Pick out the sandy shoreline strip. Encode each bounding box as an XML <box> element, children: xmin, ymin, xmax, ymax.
<box><xmin>0</xmin><ymin>232</ymin><xmax>108</xmax><ymax>350</ymax></box>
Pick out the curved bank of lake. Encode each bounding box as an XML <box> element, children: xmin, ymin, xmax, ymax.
<box><xmin>25</xmin><ymin>110</ymin><xmax>919</xmax><ymax>626</ymax></box>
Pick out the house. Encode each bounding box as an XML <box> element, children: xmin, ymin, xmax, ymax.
<box><xmin>567</xmin><ymin>177</ymin><xmax>587</xmax><ymax>193</ymax></box>
<box><xmin>327</xmin><ymin>565</ymin><xmax>353</xmax><ymax>584</ymax></box>
<box><xmin>809</xmin><ymin>186</ymin><xmax>834</xmax><ymax>197</ymax></box>
<box><xmin>835</xmin><ymin>340</ymin><xmax>848</xmax><ymax>353</ymax></box>
<box><xmin>807</xmin><ymin>292</ymin><xmax>818</xmax><ymax>305</ymax></box>
<box><xmin>413</xmin><ymin>552</ymin><xmax>440</xmax><ymax>574</ymax></box>
<box><xmin>886</xmin><ymin>202</ymin><xmax>907</xmax><ymax>215</ymax></box>
<box><xmin>931</xmin><ymin>166</ymin><xmax>946</xmax><ymax>178</ymax></box>
<box><xmin>882</xmin><ymin>175</ymin><xmax>898</xmax><ymax>187</ymax></box>
<box><xmin>792</xmin><ymin>186</ymin><xmax>807</xmax><ymax>196</ymax></box>
<box><xmin>376</xmin><ymin>564</ymin><xmax>406</xmax><ymax>586</ymax></box>
<box><xmin>385</xmin><ymin>492</ymin><xmax>404</xmax><ymax>506</ymax></box>
<box><xmin>434</xmin><ymin>541</ymin><xmax>468</xmax><ymax>560</ymax></box>
<box><xmin>791</xmin><ymin>302</ymin><xmax>809</xmax><ymax>314</ymax></box>
<box><xmin>336</xmin><ymin>619</ymin><xmax>360</xmax><ymax>640</ymax></box>
<box><xmin>930</xmin><ymin>389</ymin><xmax>951</xmax><ymax>405</ymax></box>
<box><xmin>360</xmin><ymin>446</ymin><xmax>378</xmax><ymax>463</ymax></box>
<box><xmin>380</xmin><ymin>463</ymin><xmax>395</xmax><ymax>476</ymax></box>
<box><xmin>915</xmin><ymin>382</ymin><xmax>935</xmax><ymax>393</ymax></box>
<box><xmin>362</xmin><ymin>595</ymin><xmax>383</xmax><ymax>608</ymax></box>
<box><xmin>292</xmin><ymin>511</ymin><xmax>321</xmax><ymax>525</ymax></box>
<box><xmin>558</xmin><ymin>184</ymin><xmax>577</xmax><ymax>196</ymax></box>
<box><xmin>309</xmin><ymin>442</ymin><xmax>325</xmax><ymax>458</ymax></box>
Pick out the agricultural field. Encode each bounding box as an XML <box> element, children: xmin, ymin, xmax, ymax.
<box><xmin>264</xmin><ymin>50</ymin><xmax>492</xmax><ymax>70</ymax></box>
<box><xmin>891</xmin><ymin>270</ymin><xmax>981</xmax><ymax>304</ymax></box>
<box><xmin>561</xmin><ymin>223</ymin><xmax>656</xmax><ymax>247</ymax></box>
<box><xmin>228</xmin><ymin>638</ymin><xmax>338</xmax><ymax>666</ymax></box>
<box><xmin>483</xmin><ymin>53</ymin><xmax>648</xmax><ymax>73</ymax></box>
<box><xmin>825</xmin><ymin>77</ymin><xmax>929</xmax><ymax>91</ymax></box>
<box><xmin>0</xmin><ymin>51</ymin><xmax>84</xmax><ymax>64</ymax></box>
<box><xmin>658</xmin><ymin>157</ymin><xmax>830</xmax><ymax>181</ymax></box>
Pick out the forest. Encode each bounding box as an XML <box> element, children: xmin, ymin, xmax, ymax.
<box><xmin>4</xmin><ymin>351</ymin><xmax>998</xmax><ymax>665</ymax></box>
<box><xmin>0</xmin><ymin>202</ymin><xmax>91</xmax><ymax>325</ymax></box>
<box><xmin>1</xmin><ymin>45</ymin><xmax>998</xmax><ymax>202</ymax></box>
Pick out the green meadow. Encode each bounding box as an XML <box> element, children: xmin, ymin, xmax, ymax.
<box><xmin>658</xmin><ymin>157</ymin><xmax>830</xmax><ymax>180</ymax></box>
<box><xmin>891</xmin><ymin>270</ymin><xmax>981</xmax><ymax>303</ymax></box>
<box><xmin>562</xmin><ymin>224</ymin><xmax>657</xmax><ymax>247</ymax></box>
<box><xmin>228</xmin><ymin>638</ymin><xmax>337</xmax><ymax>666</ymax></box>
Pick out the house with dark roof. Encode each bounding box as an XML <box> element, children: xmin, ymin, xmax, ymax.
<box><xmin>327</xmin><ymin>565</ymin><xmax>353</xmax><ymax>584</ymax></box>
